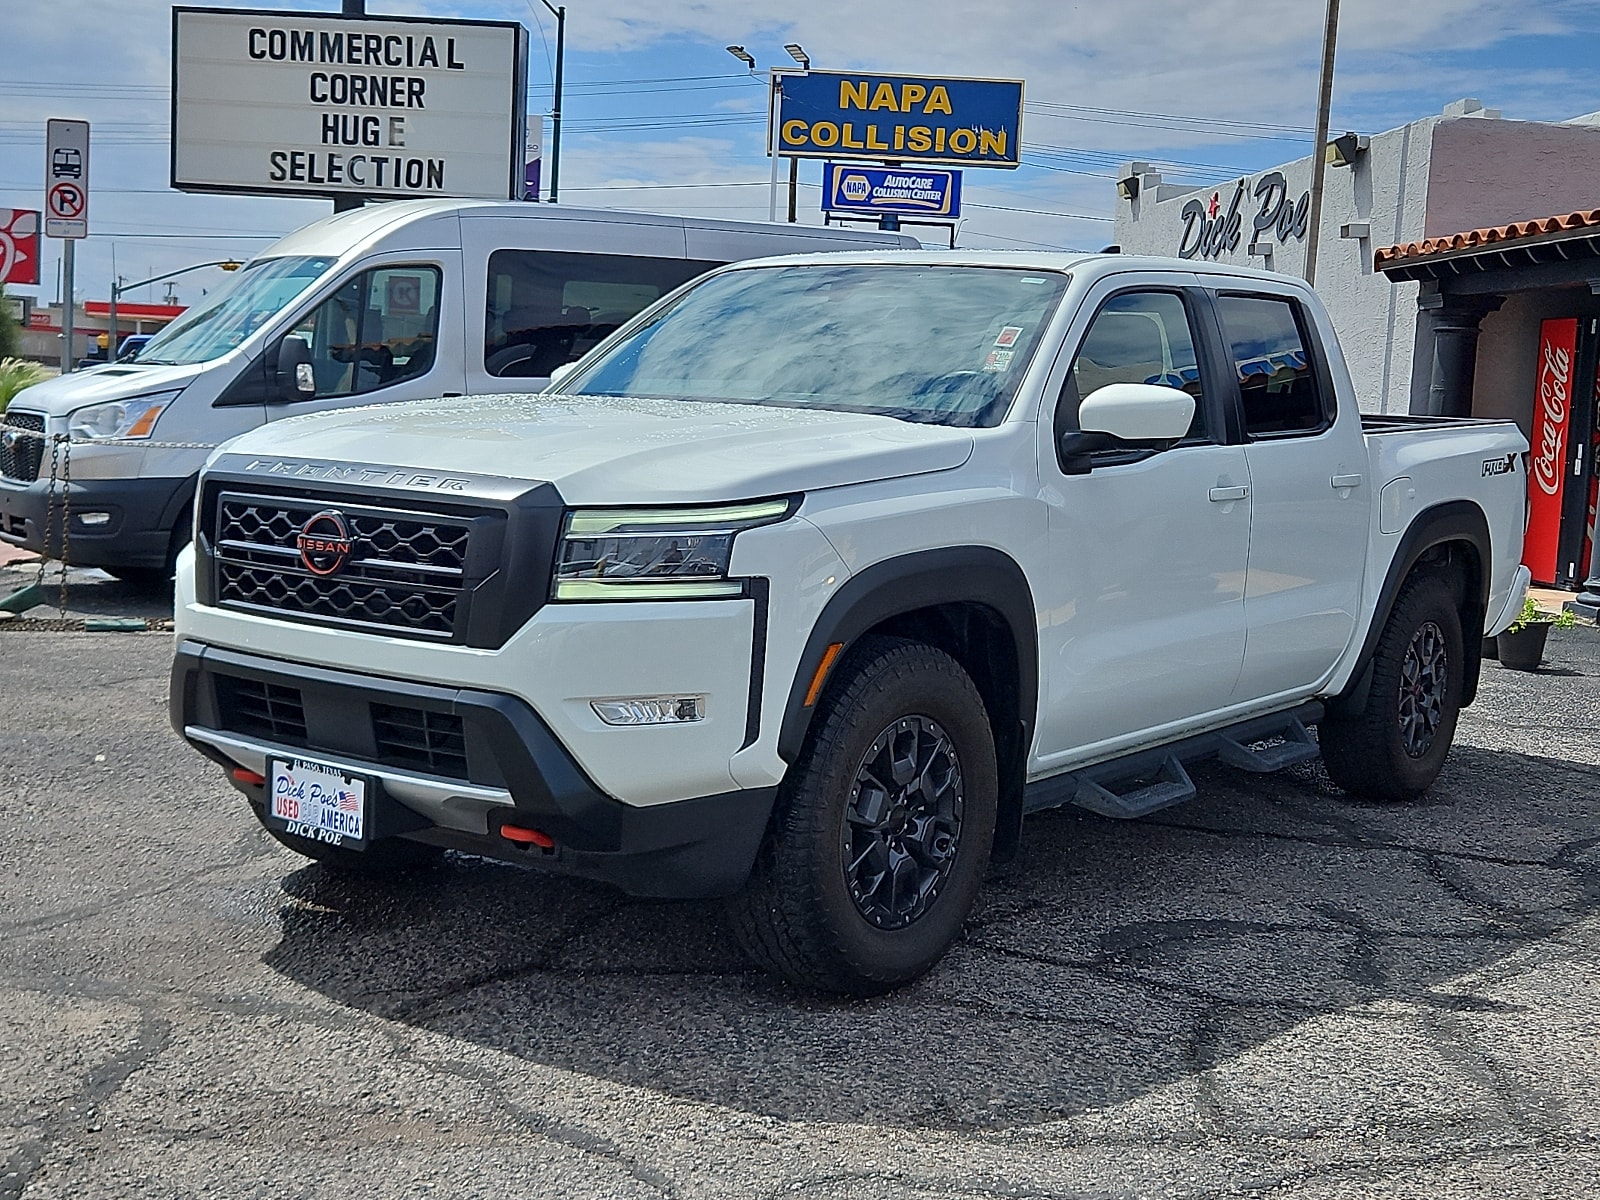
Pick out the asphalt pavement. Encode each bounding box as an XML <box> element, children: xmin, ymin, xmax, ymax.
<box><xmin>1</xmin><ymin>621</ymin><xmax>1598</xmax><ymax>1199</ymax></box>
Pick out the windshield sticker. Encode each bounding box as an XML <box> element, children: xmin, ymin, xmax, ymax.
<box><xmin>994</xmin><ymin>326</ymin><xmax>1023</xmax><ymax>348</ymax></box>
<box><xmin>982</xmin><ymin>349</ymin><xmax>1015</xmax><ymax>373</ymax></box>
<box><xmin>1020</xmin><ymin>277</ymin><xmax>1049</xmax><ymax>285</ymax></box>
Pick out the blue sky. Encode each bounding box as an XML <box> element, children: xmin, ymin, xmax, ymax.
<box><xmin>5</xmin><ymin>0</ymin><xmax>1600</xmax><ymax>308</ymax></box>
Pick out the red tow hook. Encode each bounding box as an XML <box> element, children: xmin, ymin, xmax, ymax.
<box><xmin>500</xmin><ymin>824</ymin><xmax>556</xmax><ymax>850</ymax></box>
<box><xmin>232</xmin><ymin>767</ymin><xmax>267</xmax><ymax>786</ymax></box>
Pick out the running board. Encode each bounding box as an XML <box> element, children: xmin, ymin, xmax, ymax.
<box><xmin>1216</xmin><ymin>719</ymin><xmax>1319</xmax><ymax>773</ymax></box>
<box><xmin>1069</xmin><ymin>755</ymin><xmax>1196</xmax><ymax>819</ymax></box>
<box><xmin>1023</xmin><ymin>702</ymin><xmax>1325</xmax><ymax>821</ymax></box>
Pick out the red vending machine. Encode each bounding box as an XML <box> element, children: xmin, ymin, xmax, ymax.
<box><xmin>1524</xmin><ymin>317</ymin><xmax>1598</xmax><ymax>589</ymax></box>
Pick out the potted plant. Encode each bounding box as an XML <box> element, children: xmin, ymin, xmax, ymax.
<box><xmin>1496</xmin><ymin>597</ymin><xmax>1575</xmax><ymax>671</ymax></box>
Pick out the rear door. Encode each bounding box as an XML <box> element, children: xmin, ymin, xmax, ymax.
<box><xmin>1209</xmin><ymin>289</ymin><xmax>1370</xmax><ymax>701</ymax></box>
<box><xmin>1033</xmin><ymin>274</ymin><xmax>1252</xmax><ymax>769</ymax></box>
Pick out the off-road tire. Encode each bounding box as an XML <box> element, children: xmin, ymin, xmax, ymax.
<box><xmin>258</xmin><ymin>815</ymin><xmax>443</xmax><ymax>877</ymax></box>
<box><xmin>1320</xmin><ymin>568</ymin><xmax>1464</xmax><ymax>801</ymax></box>
<box><xmin>728</xmin><ymin>637</ymin><xmax>998</xmax><ymax>995</ymax></box>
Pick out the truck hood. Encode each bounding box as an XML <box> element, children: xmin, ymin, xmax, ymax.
<box><xmin>218</xmin><ymin>393</ymin><xmax>976</xmax><ymax>502</ymax></box>
<box><xmin>9</xmin><ymin>362</ymin><xmax>206</xmax><ymax>416</ymax></box>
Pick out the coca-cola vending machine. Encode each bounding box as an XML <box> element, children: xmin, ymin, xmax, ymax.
<box><xmin>1525</xmin><ymin>317</ymin><xmax>1599</xmax><ymax>588</ymax></box>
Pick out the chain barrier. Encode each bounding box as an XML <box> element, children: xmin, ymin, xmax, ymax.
<box><xmin>1</xmin><ymin>422</ymin><xmax>218</xmax><ymax>630</ymax></box>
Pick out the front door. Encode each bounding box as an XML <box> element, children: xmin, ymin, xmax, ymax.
<box><xmin>266</xmin><ymin>259</ymin><xmax>456</xmax><ymax>422</ymax></box>
<box><xmin>1034</xmin><ymin>281</ymin><xmax>1252</xmax><ymax>772</ymax></box>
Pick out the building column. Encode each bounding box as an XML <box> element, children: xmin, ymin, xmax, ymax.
<box><xmin>1415</xmin><ymin>291</ymin><xmax>1503</xmax><ymax>417</ymax></box>
<box><xmin>1573</xmin><ymin>531</ymin><xmax>1600</xmax><ymax>622</ymax></box>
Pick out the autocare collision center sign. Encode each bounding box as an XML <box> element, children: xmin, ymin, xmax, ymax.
<box><xmin>171</xmin><ymin>7</ymin><xmax>527</xmax><ymax>200</ymax></box>
<box><xmin>775</xmin><ymin>71</ymin><xmax>1022</xmax><ymax>168</ymax></box>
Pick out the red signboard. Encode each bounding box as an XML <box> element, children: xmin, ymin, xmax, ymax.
<box><xmin>1524</xmin><ymin>317</ymin><xmax>1578</xmax><ymax>584</ymax></box>
<box><xmin>0</xmin><ymin>209</ymin><xmax>40</xmax><ymax>286</ymax></box>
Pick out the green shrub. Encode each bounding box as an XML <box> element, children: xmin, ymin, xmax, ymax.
<box><xmin>0</xmin><ymin>356</ymin><xmax>49</xmax><ymax>413</ymax></box>
<box><xmin>1505</xmin><ymin>594</ymin><xmax>1576</xmax><ymax>634</ymax></box>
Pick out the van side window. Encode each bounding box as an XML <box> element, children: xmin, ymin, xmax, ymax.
<box><xmin>1059</xmin><ymin>291</ymin><xmax>1207</xmax><ymax>444</ymax></box>
<box><xmin>287</xmin><ymin>266</ymin><xmax>441</xmax><ymax>399</ymax></box>
<box><xmin>485</xmin><ymin>250</ymin><xmax>718</xmax><ymax>378</ymax></box>
<box><xmin>1214</xmin><ymin>294</ymin><xmax>1328</xmax><ymax>437</ymax></box>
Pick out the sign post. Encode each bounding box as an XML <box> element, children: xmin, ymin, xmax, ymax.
<box><xmin>45</xmin><ymin>119</ymin><xmax>90</xmax><ymax>373</ymax></box>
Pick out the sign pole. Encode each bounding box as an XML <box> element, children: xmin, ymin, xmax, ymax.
<box><xmin>768</xmin><ymin>71</ymin><xmax>780</xmax><ymax>222</ymax></box>
<box><xmin>331</xmin><ymin>0</ymin><xmax>367</xmax><ymax>212</ymax></box>
<box><xmin>61</xmin><ymin>237</ymin><xmax>75</xmax><ymax>373</ymax></box>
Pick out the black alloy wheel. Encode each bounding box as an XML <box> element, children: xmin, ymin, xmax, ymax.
<box><xmin>1398</xmin><ymin>620</ymin><xmax>1449</xmax><ymax>759</ymax></box>
<box><xmin>728</xmin><ymin>636</ymin><xmax>998</xmax><ymax>995</ymax></box>
<box><xmin>1320</xmin><ymin>567</ymin><xmax>1464</xmax><ymax>801</ymax></box>
<box><xmin>843</xmin><ymin>716</ymin><xmax>965</xmax><ymax>931</ymax></box>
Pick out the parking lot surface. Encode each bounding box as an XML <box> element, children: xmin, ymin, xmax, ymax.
<box><xmin>1</xmin><ymin>622</ymin><xmax>1597</xmax><ymax>1199</ymax></box>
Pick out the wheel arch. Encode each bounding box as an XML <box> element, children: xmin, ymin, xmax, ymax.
<box><xmin>1331</xmin><ymin>499</ymin><xmax>1490</xmax><ymax>715</ymax></box>
<box><xmin>776</xmin><ymin>546</ymin><xmax>1037</xmax><ymax>861</ymax></box>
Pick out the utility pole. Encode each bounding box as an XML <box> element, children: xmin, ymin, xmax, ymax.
<box><xmin>1303</xmin><ymin>0</ymin><xmax>1341</xmax><ymax>286</ymax></box>
<box><xmin>537</xmin><ymin>1</ymin><xmax>566</xmax><ymax>202</ymax></box>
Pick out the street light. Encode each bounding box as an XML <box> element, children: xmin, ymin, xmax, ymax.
<box><xmin>536</xmin><ymin>0</ymin><xmax>567</xmax><ymax>203</ymax></box>
<box><xmin>106</xmin><ymin>259</ymin><xmax>241</xmax><ymax>361</ymax></box>
<box><xmin>727</xmin><ymin>46</ymin><xmax>782</xmax><ymax>221</ymax></box>
<box><xmin>782</xmin><ymin>44</ymin><xmax>810</xmax><ymax>222</ymax></box>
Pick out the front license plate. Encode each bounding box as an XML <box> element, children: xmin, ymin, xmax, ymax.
<box><xmin>268</xmin><ymin>757</ymin><xmax>369</xmax><ymax>848</ymax></box>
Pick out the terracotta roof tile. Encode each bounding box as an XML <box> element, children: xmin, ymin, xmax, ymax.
<box><xmin>1375</xmin><ymin>208</ymin><xmax>1600</xmax><ymax>270</ymax></box>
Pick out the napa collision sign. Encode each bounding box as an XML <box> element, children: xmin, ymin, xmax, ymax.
<box><xmin>823</xmin><ymin>163</ymin><xmax>962</xmax><ymax>218</ymax></box>
<box><xmin>171</xmin><ymin>7</ymin><xmax>528</xmax><ymax>200</ymax></box>
<box><xmin>775</xmin><ymin>71</ymin><xmax>1022</xmax><ymax>168</ymax></box>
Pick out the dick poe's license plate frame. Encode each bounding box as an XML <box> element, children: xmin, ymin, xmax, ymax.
<box><xmin>268</xmin><ymin>757</ymin><xmax>372</xmax><ymax>849</ymax></box>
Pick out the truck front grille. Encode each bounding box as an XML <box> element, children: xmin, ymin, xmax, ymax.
<box><xmin>215</xmin><ymin>675</ymin><xmax>309</xmax><ymax>746</ymax></box>
<box><xmin>211</xmin><ymin>492</ymin><xmax>476</xmax><ymax>641</ymax></box>
<box><xmin>371</xmin><ymin>704</ymin><xmax>469</xmax><ymax>778</ymax></box>
<box><xmin>0</xmin><ymin>411</ymin><xmax>46</xmax><ymax>482</ymax></box>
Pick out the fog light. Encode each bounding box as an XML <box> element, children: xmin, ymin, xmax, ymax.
<box><xmin>591</xmin><ymin>696</ymin><xmax>706</xmax><ymax>726</ymax></box>
<box><xmin>77</xmin><ymin>511</ymin><xmax>112</xmax><ymax>527</ymax></box>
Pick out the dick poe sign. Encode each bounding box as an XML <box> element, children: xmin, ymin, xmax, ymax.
<box><xmin>775</xmin><ymin>71</ymin><xmax>1022</xmax><ymax>168</ymax></box>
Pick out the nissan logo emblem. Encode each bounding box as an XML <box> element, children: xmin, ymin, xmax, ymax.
<box><xmin>296</xmin><ymin>510</ymin><xmax>356</xmax><ymax>576</ymax></box>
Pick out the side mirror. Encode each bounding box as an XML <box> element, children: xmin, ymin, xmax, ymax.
<box><xmin>274</xmin><ymin>336</ymin><xmax>316</xmax><ymax>400</ymax></box>
<box><xmin>1078</xmin><ymin>382</ymin><xmax>1195</xmax><ymax>442</ymax></box>
<box><xmin>1058</xmin><ymin>383</ymin><xmax>1196</xmax><ymax>476</ymax></box>
<box><xmin>548</xmin><ymin>360</ymin><xmax>579</xmax><ymax>389</ymax></box>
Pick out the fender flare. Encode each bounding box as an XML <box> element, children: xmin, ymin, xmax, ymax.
<box><xmin>776</xmin><ymin>546</ymin><xmax>1038</xmax><ymax>859</ymax></box>
<box><xmin>1331</xmin><ymin>499</ymin><xmax>1491</xmax><ymax>715</ymax></box>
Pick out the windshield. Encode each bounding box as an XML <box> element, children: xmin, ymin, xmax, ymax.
<box><xmin>563</xmin><ymin>263</ymin><xmax>1070</xmax><ymax>427</ymax></box>
<box><xmin>135</xmin><ymin>255</ymin><xmax>338</xmax><ymax>365</ymax></box>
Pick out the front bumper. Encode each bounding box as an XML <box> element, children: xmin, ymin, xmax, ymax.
<box><xmin>0</xmin><ymin>474</ymin><xmax>191</xmax><ymax>569</ymax></box>
<box><xmin>171</xmin><ymin>639</ymin><xmax>777</xmax><ymax>898</ymax></box>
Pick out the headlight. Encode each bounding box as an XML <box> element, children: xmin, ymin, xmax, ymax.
<box><xmin>68</xmin><ymin>391</ymin><xmax>179</xmax><ymax>441</ymax></box>
<box><xmin>552</xmin><ymin>499</ymin><xmax>794</xmax><ymax>601</ymax></box>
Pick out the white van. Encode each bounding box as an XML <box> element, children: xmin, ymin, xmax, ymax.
<box><xmin>0</xmin><ymin>199</ymin><xmax>917</xmax><ymax>581</ymax></box>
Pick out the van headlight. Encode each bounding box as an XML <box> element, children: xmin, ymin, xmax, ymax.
<box><xmin>552</xmin><ymin>499</ymin><xmax>794</xmax><ymax>601</ymax></box>
<box><xmin>68</xmin><ymin>391</ymin><xmax>179</xmax><ymax>441</ymax></box>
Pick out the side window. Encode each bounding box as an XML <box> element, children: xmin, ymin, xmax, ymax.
<box><xmin>1061</xmin><ymin>290</ymin><xmax>1207</xmax><ymax>442</ymax></box>
<box><xmin>286</xmin><ymin>266</ymin><xmax>441</xmax><ymax>400</ymax></box>
<box><xmin>1215</xmin><ymin>294</ymin><xmax>1327</xmax><ymax>437</ymax></box>
<box><xmin>485</xmin><ymin>250</ymin><xmax>719</xmax><ymax>379</ymax></box>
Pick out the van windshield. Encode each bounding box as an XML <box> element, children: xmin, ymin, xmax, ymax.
<box><xmin>134</xmin><ymin>255</ymin><xmax>337</xmax><ymax>366</ymax></box>
<box><xmin>562</xmin><ymin>263</ymin><xmax>1070</xmax><ymax>428</ymax></box>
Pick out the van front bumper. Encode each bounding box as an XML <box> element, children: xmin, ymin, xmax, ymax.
<box><xmin>0</xmin><ymin>474</ymin><xmax>190</xmax><ymax>569</ymax></box>
<box><xmin>171</xmin><ymin>639</ymin><xmax>777</xmax><ymax>899</ymax></box>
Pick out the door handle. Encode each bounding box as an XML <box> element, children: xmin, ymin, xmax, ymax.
<box><xmin>1209</xmin><ymin>485</ymin><xmax>1250</xmax><ymax>503</ymax></box>
<box><xmin>1331</xmin><ymin>473</ymin><xmax>1363</xmax><ymax>489</ymax></box>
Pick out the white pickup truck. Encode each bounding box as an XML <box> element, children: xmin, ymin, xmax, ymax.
<box><xmin>169</xmin><ymin>251</ymin><xmax>1531</xmax><ymax>994</ymax></box>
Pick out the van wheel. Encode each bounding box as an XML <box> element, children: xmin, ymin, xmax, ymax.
<box><xmin>728</xmin><ymin>637</ymin><xmax>997</xmax><ymax>995</ymax></box>
<box><xmin>257</xmin><ymin>812</ymin><xmax>443</xmax><ymax>878</ymax></box>
<box><xmin>1320</xmin><ymin>569</ymin><xmax>1464</xmax><ymax>801</ymax></box>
